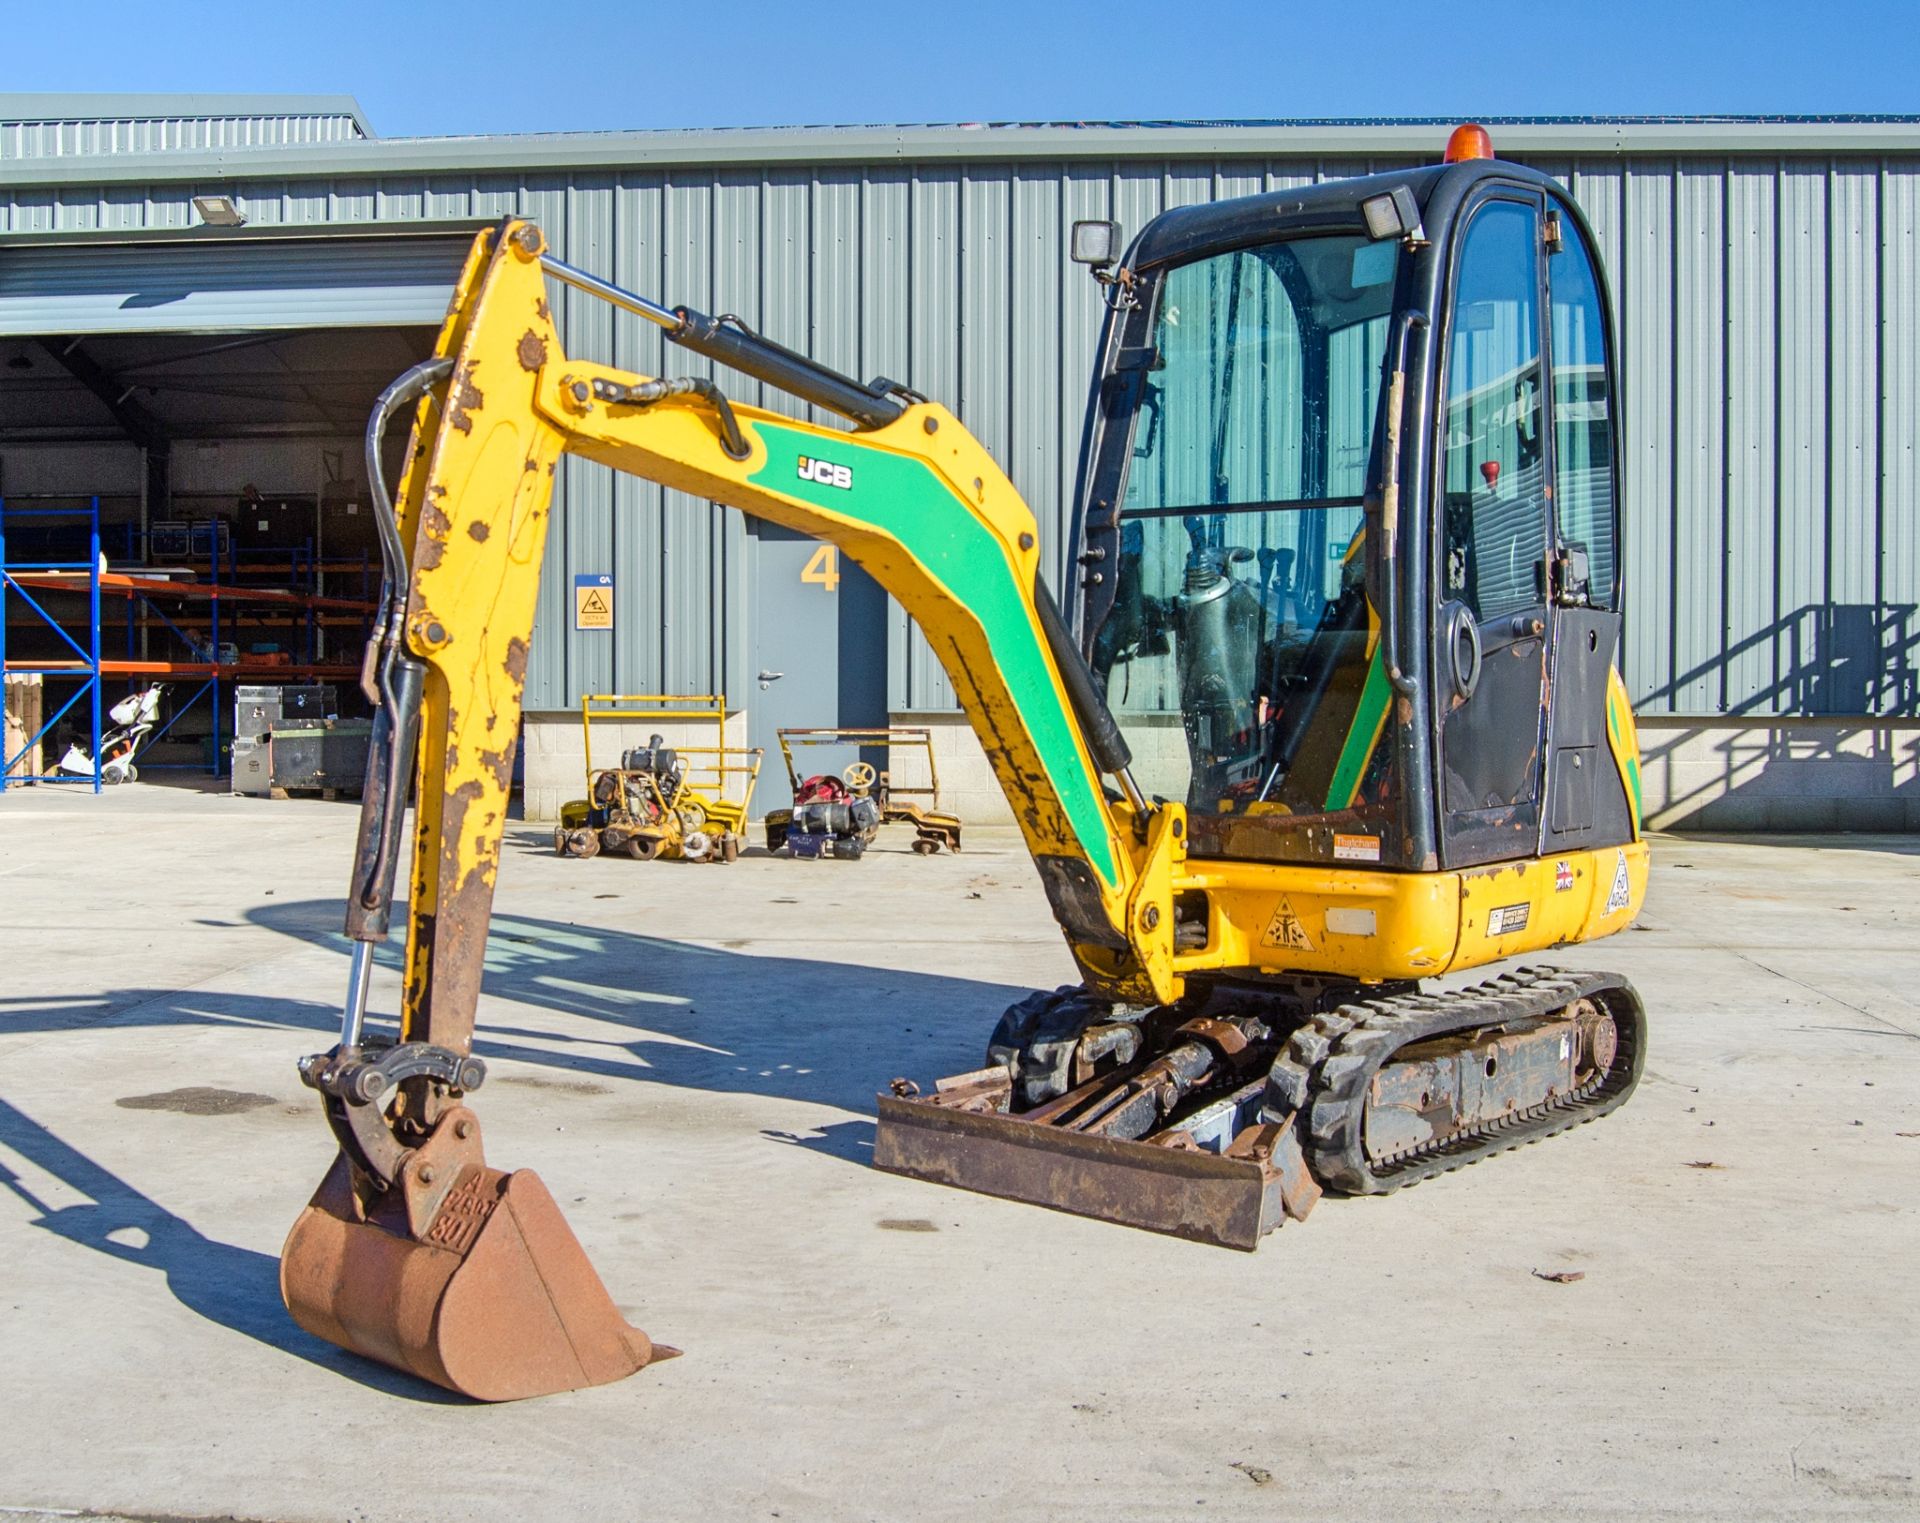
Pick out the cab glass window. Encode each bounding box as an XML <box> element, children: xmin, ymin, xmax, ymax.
<box><xmin>1441</xmin><ymin>200</ymin><xmax>1548</xmax><ymax>623</ymax></box>
<box><xmin>1091</xmin><ymin>233</ymin><xmax>1399</xmax><ymax>862</ymax></box>
<box><xmin>1549</xmin><ymin>213</ymin><xmax>1618</xmax><ymax>608</ymax></box>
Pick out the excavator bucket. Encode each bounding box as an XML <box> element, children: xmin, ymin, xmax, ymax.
<box><xmin>280</xmin><ymin>1106</ymin><xmax>671</xmax><ymax>1401</ymax></box>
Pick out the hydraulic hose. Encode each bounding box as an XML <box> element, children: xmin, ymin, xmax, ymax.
<box><xmin>345</xmin><ymin>356</ymin><xmax>450</xmax><ymax>943</ymax></box>
<box><xmin>1035</xmin><ymin>578</ymin><xmax>1146</xmax><ymax>813</ymax></box>
<box><xmin>363</xmin><ymin>356</ymin><xmax>454</xmax><ymax>648</ymax></box>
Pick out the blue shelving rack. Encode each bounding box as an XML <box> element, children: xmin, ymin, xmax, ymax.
<box><xmin>1</xmin><ymin>497</ymin><xmax>104</xmax><ymax>793</ymax></box>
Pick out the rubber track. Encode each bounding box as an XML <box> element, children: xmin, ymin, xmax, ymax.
<box><xmin>1261</xmin><ymin>966</ymin><xmax>1647</xmax><ymax>1196</ymax></box>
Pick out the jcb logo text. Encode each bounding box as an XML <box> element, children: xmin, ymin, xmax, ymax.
<box><xmin>797</xmin><ymin>455</ymin><xmax>853</xmax><ymax>490</ymax></box>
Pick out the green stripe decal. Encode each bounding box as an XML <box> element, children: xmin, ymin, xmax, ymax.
<box><xmin>1607</xmin><ymin>688</ymin><xmax>1644</xmax><ymax>829</ymax></box>
<box><xmin>749</xmin><ymin>426</ymin><xmax>1116</xmax><ymax>886</ymax></box>
<box><xmin>1323</xmin><ymin>644</ymin><xmax>1391</xmax><ymax>811</ymax></box>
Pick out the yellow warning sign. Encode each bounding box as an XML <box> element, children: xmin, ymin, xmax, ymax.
<box><xmin>1261</xmin><ymin>896</ymin><xmax>1315</xmax><ymax>952</ymax></box>
<box><xmin>574</xmin><ymin>574</ymin><xmax>613</xmax><ymax>631</ymax></box>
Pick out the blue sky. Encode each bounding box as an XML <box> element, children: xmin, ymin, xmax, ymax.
<box><xmin>6</xmin><ymin>0</ymin><xmax>1914</xmax><ymax>137</ymax></box>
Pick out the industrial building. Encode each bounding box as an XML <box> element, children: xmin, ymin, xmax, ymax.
<box><xmin>2</xmin><ymin>96</ymin><xmax>1915</xmax><ymax>827</ymax></box>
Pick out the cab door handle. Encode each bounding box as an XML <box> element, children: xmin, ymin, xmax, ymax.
<box><xmin>1442</xmin><ymin>601</ymin><xmax>1483</xmax><ymax>700</ymax></box>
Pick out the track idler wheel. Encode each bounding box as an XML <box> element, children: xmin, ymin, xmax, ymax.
<box><xmin>281</xmin><ymin>1105</ymin><xmax>673</xmax><ymax>1401</ymax></box>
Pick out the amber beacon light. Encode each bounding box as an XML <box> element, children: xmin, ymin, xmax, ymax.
<box><xmin>1444</xmin><ymin>122</ymin><xmax>1495</xmax><ymax>161</ymax></box>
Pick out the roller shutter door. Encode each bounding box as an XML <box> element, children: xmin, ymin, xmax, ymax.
<box><xmin>0</xmin><ymin>233</ymin><xmax>468</xmax><ymax>335</ymax></box>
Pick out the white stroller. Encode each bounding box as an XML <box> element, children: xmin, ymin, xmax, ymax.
<box><xmin>57</xmin><ymin>684</ymin><xmax>166</xmax><ymax>784</ymax></box>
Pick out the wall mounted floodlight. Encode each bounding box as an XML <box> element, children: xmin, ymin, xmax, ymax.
<box><xmin>192</xmin><ymin>194</ymin><xmax>247</xmax><ymax>228</ymax></box>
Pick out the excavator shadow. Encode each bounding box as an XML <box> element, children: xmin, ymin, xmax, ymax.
<box><xmin>0</xmin><ymin>902</ymin><xmax>1025</xmax><ymax>1385</ymax></box>
<box><xmin>0</xmin><ymin>902</ymin><xmax>1019</xmax><ymax>1128</ymax></box>
<box><xmin>238</xmin><ymin>897</ymin><xmax>1018</xmax><ymax>1123</ymax></box>
<box><xmin>0</xmin><ymin>1095</ymin><xmax>466</xmax><ymax>1402</ymax></box>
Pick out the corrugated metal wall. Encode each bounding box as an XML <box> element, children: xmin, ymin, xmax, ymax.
<box><xmin>3</xmin><ymin>146</ymin><xmax>1914</xmax><ymax>718</ymax></box>
<box><xmin>0</xmin><ymin>111</ymin><xmax>365</xmax><ymax>160</ymax></box>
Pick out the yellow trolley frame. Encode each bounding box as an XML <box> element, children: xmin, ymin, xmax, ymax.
<box><xmin>579</xmin><ymin>692</ymin><xmax>762</xmax><ymax>840</ymax></box>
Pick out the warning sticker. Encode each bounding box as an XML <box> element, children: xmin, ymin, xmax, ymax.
<box><xmin>574</xmin><ymin>573</ymin><xmax>613</xmax><ymax>631</ymax></box>
<box><xmin>1605</xmin><ymin>849</ymin><xmax>1633</xmax><ymax>915</ymax></box>
<box><xmin>1488</xmin><ymin>902</ymin><xmax>1531</xmax><ymax>936</ymax></box>
<box><xmin>1332</xmin><ymin>833</ymin><xmax>1381</xmax><ymax>863</ymax></box>
<box><xmin>1261</xmin><ymin>898</ymin><xmax>1315</xmax><ymax>951</ymax></box>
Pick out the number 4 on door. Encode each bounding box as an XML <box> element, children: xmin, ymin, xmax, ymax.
<box><xmin>801</xmin><ymin>544</ymin><xmax>840</xmax><ymax>592</ymax></box>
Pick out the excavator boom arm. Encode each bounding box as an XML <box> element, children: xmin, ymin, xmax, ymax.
<box><xmin>379</xmin><ymin>221</ymin><xmax>1171</xmax><ymax>1063</ymax></box>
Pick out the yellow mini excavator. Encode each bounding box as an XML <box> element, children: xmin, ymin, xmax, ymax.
<box><xmin>281</xmin><ymin>125</ymin><xmax>1650</xmax><ymax>1400</ymax></box>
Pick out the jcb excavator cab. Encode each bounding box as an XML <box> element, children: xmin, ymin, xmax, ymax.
<box><xmin>1074</xmin><ymin>145</ymin><xmax>1635</xmax><ymax>881</ymax></box>
<box><xmin>875</xmin><ymin>136</ymin><xmax>1647</xmax><ymax>1243</ymax></box>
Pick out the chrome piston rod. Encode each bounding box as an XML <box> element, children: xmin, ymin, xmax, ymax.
<box><xmin>341</xmin><ymin>940</ymin><xmax>375</xmax><ymax>1049</ymax></box>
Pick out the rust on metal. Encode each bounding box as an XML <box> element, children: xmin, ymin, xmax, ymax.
<box><xmin>467</xmin><ymin>521</ymin><xmax>491</xmax><ymax>542</ymax></box>
<box><xmin>416</xmin><ymin>492</ymin><xmax>454</xmax><ymax>572</ymax></box>
<box><xmin>516</xmin><ymin>330</ymin><xmax>549</xmax><ymax>371</ymax></box>
<box><xmin>281</xmin><ymin>1106</ymin><xmax>671</xmax><ymax>1400</ymax></box>
<box><xmin>503</xmin><ymin>636</ymin><xmax>530</xmax><ymax>686</ymax></box>
<box><xmin>874</xmin><ymin>1090</ymin><xmax>1299</xmax><ymax>1250</ymax></box>
<box><xmin>921</xmin><ymin>1066</ymin><xmax>1011</xmax><ymax>1115</ymax></box>
<box><xmin>1226</xmin><ymin>1117</ymin><xmax>1320</xmax><ymax>1221</ymax></box>
<box><xmin>1179</xmin><ymin>1016</ymin><xmax>1252</xmax><ymax>1056</ymax></box>
<box><xmin>1572</xmin><ymin>997</ymin><xmax>1618</xmax><ymax>1074</ymax></box>
<box><xmin>424</xmin><ymin>777</ymin><xmax>495</xmax><ymax>1048</ymax></box>
<box><xmin>1361</xmin><ymin>1005</ymin><xmax>1613</xmax><ymax>1168</ymax></box>
<box><xmin>447</xmin><ymin>362</ymin><xmax>485</xmax><ymax>435</ymax></box>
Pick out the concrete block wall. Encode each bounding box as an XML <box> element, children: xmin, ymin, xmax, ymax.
<box><xmin>879</xmin><ymin>712</ymin><xmax>1192</xmax><ymax>827</ymax></box>
<box><xmin>868</xmin><ymin>713</ymin><xmax>1920</xmax><ymax>833</ymax></box>
<box><xmin>1638</xmin><ymin>718</ymin><xmax>1920</xmax><ymax>832</ymax></box>
<box><xmin>525</xmin><ymin>710</ymin><xmax>1920</xmax><ymax>833</ymax></box>
<box><xmin>877</xmin><ymin>715</ymin><xmax>1014</xmax><ymax>825</ymax></box>
<box><xmin>523</xmin><ymin>709</ymin><xmax>751</xmax><ymax>822</ymax></box>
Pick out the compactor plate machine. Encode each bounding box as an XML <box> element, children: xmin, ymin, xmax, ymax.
<box><xmin>554</xmin><ymin>692</ymin><xmax>760</xmax><ymax>862</ymax></box>
<box><xmin>283</xmin><ymin>126</ymin><xmax>1651</xmax><ymax>1400</ymax></box>
<box><xmin>764</xmin><ymin>726</ymin><xmax>963</xmax><ymax>858</ymax></box>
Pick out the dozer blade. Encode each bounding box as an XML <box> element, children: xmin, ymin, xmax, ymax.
<box><xmin>280</xmin><ymin>1106</ymin><xmax>671</xmax><ymax>1401</ymax></box>
<box><xmin>874</xmin><ymin>1070</ymin><xmax>1320</xmax><ymax>1251</ymax></box>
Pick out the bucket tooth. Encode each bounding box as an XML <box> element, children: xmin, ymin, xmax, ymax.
<box><xmin>280</xmin><ymin>1106</ymin><xmax>668</xmax><ymax>1401</ymax></box>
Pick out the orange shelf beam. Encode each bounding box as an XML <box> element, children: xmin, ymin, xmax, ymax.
<box><xmin>10</xmin><ymin>569</ymin><xmax>376</xmax><ymax>614</ymax></box>
<box><xmin>7</xmin><ymin>659</ymin><xmax>361</xmax><ymax>678</ymax></box>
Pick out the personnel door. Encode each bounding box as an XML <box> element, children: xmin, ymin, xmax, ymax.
<box><xmin>1434</xmin><ymin>193</ymin><xmax>1553</xmax><ymax>867</ymax></box>
<box><xmin>746</xmin><ymin>521</ymin><xmax>888</xmax><ymax>811</ymax></box>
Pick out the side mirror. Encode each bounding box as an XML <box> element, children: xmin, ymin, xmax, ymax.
<box><xmin>1070</xmin><ymin>220</ymin><xmax>1122</xmax><ymax>270</ymax></box>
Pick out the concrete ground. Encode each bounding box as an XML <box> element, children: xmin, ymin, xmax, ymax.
<box><xmin>0</xmin><ymin>784</ymin><xmax>1915</xmax><ymax>1523</ymax></box>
